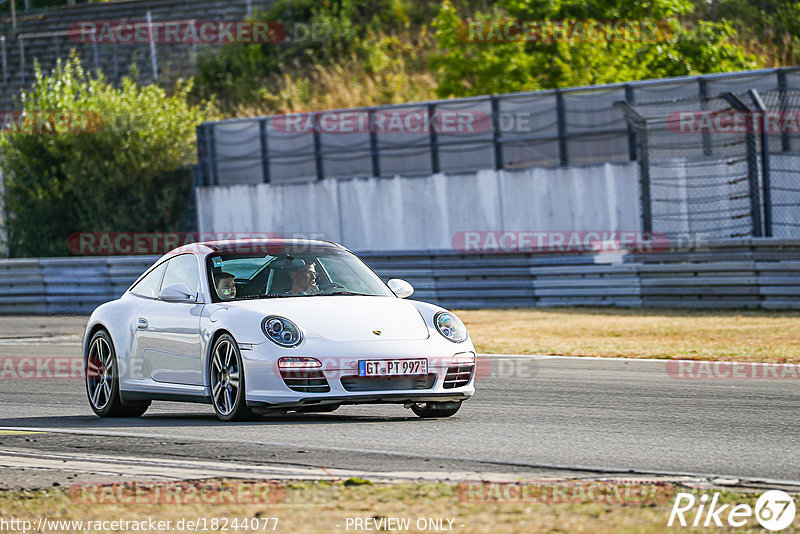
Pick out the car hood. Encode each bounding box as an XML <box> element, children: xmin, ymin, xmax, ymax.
<box><xmin>223</xmin><ymin>296</ymin><xmax>430</xmax><ymax>342</ymax></box>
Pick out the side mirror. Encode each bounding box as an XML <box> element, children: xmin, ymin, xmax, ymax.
<box><xmin>159</xmin><ymin>283</ymin><xmax>197</xmax><ymax>303</ymax></box>
<box><xmin>387</xmin><ymin>278</ymin><xmax>414</xmax><ymax>299</ymax></box>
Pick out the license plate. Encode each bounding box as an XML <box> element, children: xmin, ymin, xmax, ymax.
<box><xmin>358</xmin><ymin>359</ymin><xmax>427</xmax><ymax>377</ymax></box>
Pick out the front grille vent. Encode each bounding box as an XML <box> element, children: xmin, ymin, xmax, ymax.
<box><xmin>340</xmin><ymin>373</ymin><xmax>437</xmax><ymax>392</ymax></box>
<box><xmin>443</xmin><ymin>365</ymin><xmax>474</xmax><ymax>389</ymax></box>
<box><xmin>280</xmin><ymin>369</ymin><xmax>331</xmax><ymax>393</ymax></box>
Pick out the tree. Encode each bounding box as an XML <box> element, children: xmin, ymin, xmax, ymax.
<box><xmin>0</xmin><ymin>55</ymin><xmax>212</xmax><ymax>257</ymax></box>
<box><xmin>431</xmin><ymin>0</ymin><xmax>761</xmax><ymax>98</ymax></box>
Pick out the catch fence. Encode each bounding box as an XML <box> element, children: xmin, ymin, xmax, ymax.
<box><xmin>197</xmin><ymin>67</ymin><xmax>800</xmax><ymax>186</ymax></box>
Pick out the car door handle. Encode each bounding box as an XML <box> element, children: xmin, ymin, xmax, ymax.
<box><xmin>137</xmin><ymin>317</ymin><xmax>148</xmax><ymax>330</ymax></box>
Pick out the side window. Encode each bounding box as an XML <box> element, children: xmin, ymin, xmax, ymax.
<box><xmin>161</xmin><ymin>254</ymin><xmax>200</xmax><ymax>295</ymax></box>
<box><xmin>130</xmin><ymin>262</ymin><xmax>167</xmax><ymax>299</ymax></box>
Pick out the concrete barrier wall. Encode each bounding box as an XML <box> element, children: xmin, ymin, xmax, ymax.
<box><xmin>0</xmin><ymin>240</ymin><xmax>798</xmax><ymax>314</ymax></box>
<box><xmin>195</xmin><ymin>163</ymin><xmax>642</xmax><ymax>251</ymax></box>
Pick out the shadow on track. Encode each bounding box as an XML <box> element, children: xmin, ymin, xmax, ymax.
<box><xmin>0</xmin><ymin>410</ymin><xmax>425</xmax><ymax>431</ymax></box>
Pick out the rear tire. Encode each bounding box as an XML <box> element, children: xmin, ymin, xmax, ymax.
<box><xmin>210</xmin><ymin>334</ymin><xmax>256</xmax><ymax>421</ymax></box>
<box><xmin>411</xmin><ymin>401</ymin><xmax>462</xmax><ymax>418</ymax></box>
<box><xmin>85</xmin><ymin>330</ymin><xmax>150</xmax><ymax>418</ymax></box>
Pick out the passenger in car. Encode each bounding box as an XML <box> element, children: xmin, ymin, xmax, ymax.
<box><xmin>214</xmin><ymin>272</ymin><xmax>237</xmax><ymax>300</ymax></box>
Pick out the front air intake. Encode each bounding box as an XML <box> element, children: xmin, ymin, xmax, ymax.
<box><xmin>443</xmin><ymin>364</ymin><xmax>474</xmax><ymax>389</ymax></box>
<box><xmin>280</xmin><ymin>368</ymin><xmax>331</xmax><ymax>393</ymax></box>
<box><xmin>340</xmin><ymin>374</ymin><xmax>437</xmax><ymax>392</ymax></box>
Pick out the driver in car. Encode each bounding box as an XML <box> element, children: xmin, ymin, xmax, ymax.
<box><xmin>287</xmin><ymin>261</ymin><xmax>317</xmax><ymax>295</ymax></box>
<box><xmin>214</xmin><ymin>272</ymin><xmax>237</xmax><ymax>301</ymax></box>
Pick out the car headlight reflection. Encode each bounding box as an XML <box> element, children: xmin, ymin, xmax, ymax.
<box><xmin>435</xmin><ymin>311</ymin><xmax>467</xmax><ymax>343</ymax></box>
<box><xmin>262</xmin><ymin>316</ymin><xmax>302</xmax><ymax>347</ymax></box>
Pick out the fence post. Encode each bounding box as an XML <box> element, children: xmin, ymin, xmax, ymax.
<box><xmin>259</xmin><ymin>118</ymin><xmax>271</xmax><ymax>183</ymax></box>
<box><xmin>91</xmin><ymin>29</ymin><xmax>100</xmax><ymax>73</ymax></box>
<box><xmin>369</xmin><ymin>109</ymin><xmax>380</xmax><ymax>177</ymax></box>
<box><xmin>698</xmin><ymin>76</ymin><xmax>712</xmax><ymax>157</ymax></box>
<box><xmin>722</xmin><ymin>91</ymin><xmax>763</xmax><ymax>237</ymax></box>
<box><xmin>556</xmin><ymin>89</ymin><xmax>568</xmax><ymax>166</ymax></box>
<box><xmin>189</xmin><ymin>20</ymin><xmax>198</xmax><ymax>67</ymax></box>
<box><xmin>744</xmin><ymin>124</ymin><xmax>764</xmax><ymax>237</ymax></box>
<box><xmin>778</xmin><ymin>69</ymin><xmax>790</xmax><ymax>152</ymax></box>
<box><xmin>625</xmin><ymin>84</ymin><xmax>637</xmax><ymax>161</ymax></box>
<box><xmin>638</xmin><ymin>127</ymin><xmax>653</xmax><ymax>233</ymax></box>
<box><xmin>313</xmin><ymin>113</ymin><xmax>324</xmax><ymax>180</ymax></box>
<box><xmin>196</xmin><ymin>125</ymin><xmax>207</xmax><ymax>186</ymax></box>
<box><xmin>111</xmin><ymin>40</ymin><xmax>119</xmax><ymax>80</ymax></box>
<box><xmin>146</xmin><ymin>10</ymin><xmax>158</xmax><ymax>82</ymax></box>
<box><xmin>1</xmin><ymin>36</ymin><xmax>6</xmax><ymax>88</ymax></box>
<box><xmin>208</xmin><ymin>124</ymin><xmax>218</xmax><ymax>186</ymax></box>
<box><xmin>491</xmin><ymin>95</ymin><xmax>504</xmax><ymax>170</ymax></box>
<box><xmin>750</xmin><ymin>89</ymin><xmax>773</xmax><ymax>237</ymax></box>
<box><xmin>18</xmin><ymin>37</ymin><xmax>24</xmax><ymax>86</ymax></box>
<box><xmin>428</xmin><ymin>103</ymin><xmax>440</xmax><ymax>173</ymax></box>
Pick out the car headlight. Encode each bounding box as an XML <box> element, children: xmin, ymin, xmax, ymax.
<box><xmin>262</xmin><ymin>316</ymin><xmax>303</xmax><ymax>347</ymax></box>
<box><xmin>434</xmin><ymin>311</ymin><xmax>467</xmax><ymax>343</ymax></box>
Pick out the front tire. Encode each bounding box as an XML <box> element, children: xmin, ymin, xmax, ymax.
<box><xmin>210</xmin><ymin>334</ymin><xmax>255</xmax><ymax>421</ymax></box>
<box><xmin>85</xmin><ymin>330</ymin><xmax>149</xmax><ymax>418</ymax></box>
<box><xmin>411</xmin><ymin>401</ymin><xmax>462</xmax><ymax>418</ymax></box>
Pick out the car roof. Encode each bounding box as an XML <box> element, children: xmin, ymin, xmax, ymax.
<box><xmin>166</xmin><ymin>238</ymin><xmax>346</xmax><ymax>256</ymax></box>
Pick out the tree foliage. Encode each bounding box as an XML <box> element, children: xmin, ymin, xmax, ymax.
<box><xmin>0</xmin><ymin>55</ymin><xmax>212</xmax><ymax>257</ymax></box>
<box><xmin>431</xmin><ymin>0</ymin><xmax>761</xmax><ymax>98</ymax></box>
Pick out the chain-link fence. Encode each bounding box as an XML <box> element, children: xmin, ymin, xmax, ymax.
<box><xmin>617</xmin><ymin>90</ymin><xmax>800</xmax><ymax>239</ymax></box>
<box><xmin>758</xmin><ymin>91</ymin><xmax>800</xmax><ymax>237</ymax></box>
<box><xmin>197</xmin><ymin>67</ymin><xmax>800</xmax><ymax>186</ymax></box>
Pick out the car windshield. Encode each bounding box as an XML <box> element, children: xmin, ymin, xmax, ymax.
<box><xmin>206</xmin><ymin>246</ymin><xmax>395</xmax><ymax>301</ymax></box>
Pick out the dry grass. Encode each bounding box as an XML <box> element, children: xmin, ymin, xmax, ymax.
<box><xmin>456</xmin><ymin>308</ymin><xmax>800</xmax><ymax>363</ymax></box>
<box><xmin>230</xmin><ymin>34</ymin><xmax>439</xmax><ymax>117</ymax></box>
<box><xmin>0</xmin><ymin>480</ymin><xmax>783</xmax><ymax>533</ymax></box>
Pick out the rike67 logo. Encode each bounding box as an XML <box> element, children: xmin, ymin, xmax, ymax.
<box><xmin>669</xmin><ymin>490</ymin><xmax>796</xmax><ymax>531</ymax></box>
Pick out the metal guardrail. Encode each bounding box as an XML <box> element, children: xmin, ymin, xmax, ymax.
<box><xmin>1</xmin><ymin>240</ymin><xmax>798</xmax><ymax>313</ymax></box>
<box><xmin>197</xmin><ymin>67</ymin><xmax>800</xmax><ymax>185</ymax></box>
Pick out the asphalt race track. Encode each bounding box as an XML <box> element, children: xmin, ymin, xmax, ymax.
<box><xmin>0</xmin><ymin>316</ymin><xmax>798</xmax><ymax>488</ymax></box>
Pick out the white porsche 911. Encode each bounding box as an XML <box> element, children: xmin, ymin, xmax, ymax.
<box><xmin>83</xmin><ymin>239</ymin><xmax>476</xmax><ymax>421</ymax></box>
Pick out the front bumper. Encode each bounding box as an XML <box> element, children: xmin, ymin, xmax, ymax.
<box><xmin>246</xmin><ymin>392</ymin><xmax>471</xmax><ymax>411</ymax></box>
<box><xmin>241</xmin><ymin>337</ymin><xmax>477</xmax><ymax>407</ymax></box>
